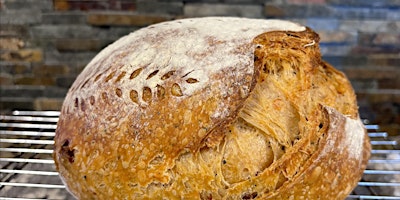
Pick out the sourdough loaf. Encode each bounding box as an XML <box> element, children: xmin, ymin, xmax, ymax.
<box><xmin>53</xmin><ymin>17</ymin><xmax>371</xmax><ymax>199</ymax></box>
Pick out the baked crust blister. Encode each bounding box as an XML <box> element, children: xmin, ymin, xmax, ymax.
<box><xmin>54</xmin><ymin>17</ymin><xmax>370</xmax><ymax>199</ymax></box>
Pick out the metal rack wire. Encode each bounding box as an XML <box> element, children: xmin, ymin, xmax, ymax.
<box><xmin>1</xmin><ymin>111</ymin><xmax>399</xmax><ymax>199</ymax></box>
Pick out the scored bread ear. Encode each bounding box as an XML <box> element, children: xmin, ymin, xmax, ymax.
<box><xmin>206</xmin><ymin>29</ymin><xmax>370</xmax><ymax>199</ymax></box>
<box><xmin>258</xmin><ymin>105</ymin><xmax>370</xmax><ymax>199</ymax></box>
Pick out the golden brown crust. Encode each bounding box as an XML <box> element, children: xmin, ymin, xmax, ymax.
<box><xmin>54</xmin><ymin>17</ymin><xmax>370</xmax><ymax>199</ymax></box>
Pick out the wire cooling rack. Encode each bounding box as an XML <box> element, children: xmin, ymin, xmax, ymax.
<box><xmin>0</xmin><ymin>111</ymin><xmax>399</xmax><ymax>199</ymax></box>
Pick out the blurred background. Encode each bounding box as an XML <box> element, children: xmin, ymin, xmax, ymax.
<box><xmin>0</xmin><ymin>0</ymin><xmax>399</xmax><ymax>136</ymax></box>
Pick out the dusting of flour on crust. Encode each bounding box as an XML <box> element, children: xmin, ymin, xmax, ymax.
<box><xmin>325</xmin><ymin>106</ymin><xmax>365</xmax><ymax>159</ymax></box>
<box><xmin>76</xmin><ymin>17</ymin><xmax>306</xmax><ymax>106</ymax></box>
<box><xmin>344</xmin><ymin>116</ymin><xmax>365</xmax><ymax>159</ymax></box>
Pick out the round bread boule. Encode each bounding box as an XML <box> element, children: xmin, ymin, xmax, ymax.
<box><xmin>53</xmin><ymin>17</ymin><xmax>370</xmax><ymax>199</ymax></box>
